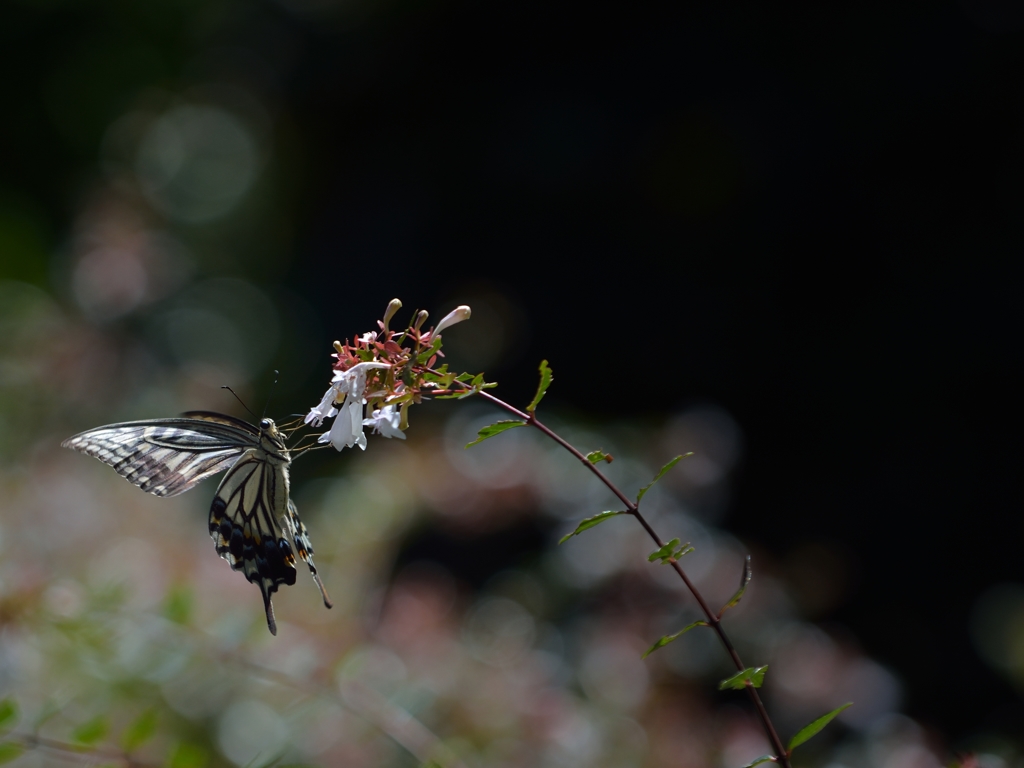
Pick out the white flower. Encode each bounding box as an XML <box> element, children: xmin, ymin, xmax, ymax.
<box><xmin>304</xmin><ymin>387</ymin><xmax>339</xmax><ymax>427</ymax></box>
<box><xmin>331</xmin><ymin>361</ymin><xmax>388</xmax><ymax>394</ymax></box>
<box><xmin>363</xmin><ymin>405</ymin><xmax>405</xmax><ymax>440</ymax></box>
<box><xmin>433</xmin><ymin>305</ymin><xmax>471</xmax><ymax>336</ymax></box>
<box><xmin>320</xmin><ymin>396</ymin><xmax>367</xmax><ymax>451</ymax></box>
<box><xmin>310</xmin><ymin>361</ymin><xmax>390</xmax><ymax>451</ymax></box>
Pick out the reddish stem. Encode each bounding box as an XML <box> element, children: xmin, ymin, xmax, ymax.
<box><xmin>473</xmin><ymin>389</ymin><xmax>793</xmax><ymax>768</ymax></box>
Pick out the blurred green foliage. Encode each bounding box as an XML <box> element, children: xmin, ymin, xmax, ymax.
<box><xmin>0</xmin><ymin>1</ymin><xmax>1021</xmax><ymax>765</ymax></box>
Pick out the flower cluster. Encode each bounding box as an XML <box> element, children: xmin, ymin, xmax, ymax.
<box><xmin>305</xmin><ymin>299</ymin><xmax>485</xmax><ymax>451</ymax></box>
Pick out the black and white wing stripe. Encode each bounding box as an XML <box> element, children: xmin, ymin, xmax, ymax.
<box><xmin>61</xmin><ymin>414</ymin><xmax>256</xmax><ymax>498</ymax></box>
<box><xmin>208</xmin><ymin>449</ymin><xmax>298</xmax><ymax>635</ymax></box>
<box><xmin>63</xmin><ymin>411</ymin><xmax>331</xmax><ymax>634</ymax></box>
<box><xmin>285</xmin><ymin>498</ymin><xmax>332</xmax><ymax>612</ymax></box>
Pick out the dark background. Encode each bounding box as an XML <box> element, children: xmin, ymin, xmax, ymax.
<box><xmin>3</xmin><ymin>0</ymin><xmax>1022</xmax><ymax>745</ymax></box>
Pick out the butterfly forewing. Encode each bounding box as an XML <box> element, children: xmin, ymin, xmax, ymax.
<box><xmin>62</xmin><ymin>412</ymin><xmax>331</xmax><ymax>634</ymax></box>
<box><xmin>61</xmin><ymin>416</ymin><xmax>254</xmax><ymax>497</ymax></box>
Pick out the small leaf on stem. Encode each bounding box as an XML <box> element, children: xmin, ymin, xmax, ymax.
<box><xmin>741</xmin><ymin>755</ymin><xmax>777</xmax><ymax>768</ymax></box>
<box><xmin>586</xmin><ymin>450</ymin><xmax>613</xmax><ymax>464</ymax></box>
<box><xmin>121</xmin><ymin>708</ymin><xmax>159</xmax><ymax>752</ymax></box>
<box><xmin>648</xmin><ymin>538</ymin><xmax>679</xmax><ymax>563</ymax></box>
<box><xmin>415</xmin><ymin>336</ymin><xmax>443</xmax><ymax>364</ymax></box>
<box><xmin>637</xmin><ymin>453</ymin><xmax>694</xmax><ymax>502</ymax></box>
<box><xmin>718</xmin><ymin>665</ymin><xmax>768</xmax><ymax>690</ymax></box>
<box><xmin>647</xmin><ymin>539</ymin><xmax>693</xmax><ymax>564</ymax></box>
<box><xmin>558</xmin><ymin>511</ymin><xmax>627</xmax><ymax>544</ymax></box>
<box><xmin>719</xmin><ymin>555</ymin><xmax>752</xmax><ymax>617</ymax></box>
<box><xmin>465</xmin><ymin>420</ymin><xmax>527</xmax><ymax>447</ymax></box>
<box><xmin>786</xmin><ymin>702</ymin><xmax>853</xmax><ymax>752</ymax></box>
<box><xmin>641</xmin><ymin>620</ymin><xmax>708</xmax><ymax>658</ymax></box>
<box><xmin>526</xmin><ymin>359</ymin><xmax>553</xmax><ymax>413</ymax></box>
<box><xmin>0</xmin><ymin>743</ymin><xmax>24</xmax><ymax>765</ymax></box>
<box><xmin>71</xmin><ymin>715</ymin><xmax>109</xmax><ymax>747</ymax></box>
<box><xmin>0</xmin><ymin>700</ymin><xmax>17</xmax><ymax>734</ymax></box>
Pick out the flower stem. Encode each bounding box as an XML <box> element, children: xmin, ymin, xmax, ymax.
<box><xmin>474</xmin><ymin>389</ymin><xmax>793</xmax><ymax>768</ymax></box>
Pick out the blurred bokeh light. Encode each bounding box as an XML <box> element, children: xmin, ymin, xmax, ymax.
<box><xmin>1</xmin><ymin>0</ymin><xmax>1021</xmax><ymax>766</ymax></box>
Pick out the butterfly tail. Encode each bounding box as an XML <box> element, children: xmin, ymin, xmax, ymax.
<box><xmin>311</xmin><ymin>569</ymin><xmax>334</xmax><ymax>609</ymax></box>
<box><xmin>286</xmin><ymin>499</ymin><xmax>333</xmax><ymax>609</ymax></box>
<box><xmin>261</xmin><ymin>587</ymin><xmax>279</xmax><ymax>636</ymax></box>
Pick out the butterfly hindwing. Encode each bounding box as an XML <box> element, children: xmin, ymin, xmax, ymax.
<box><xmin>285</xmin><ymin>498</ymin><xmax>333</xmax><ymax>610</ymax></box>
<box><xmin>208</xmin><ymin>448</ymin><xmax>298</xmax><ymax>635</ymax></box>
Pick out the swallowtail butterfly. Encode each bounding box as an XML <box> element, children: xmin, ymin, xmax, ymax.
<box><xmin>62</xmin><ymin>411</ymin><xmax>332</xmax><ymax>634</ymax></box>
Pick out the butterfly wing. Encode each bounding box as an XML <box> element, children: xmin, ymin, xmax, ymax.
<box><xmin>285</xmin><ymin>497</ymin><xmax>333</xmax><ymax>611</ymax></box>
<box><xmin>64</xmin><ymin>412</ymin><xmax>329</xmax><ymax>634</ymax></box>
<box><xmin>61</xmin><ymin>415</ymin><xmax>257</xmax><ymax>497</ymax></box>
<box><xmin>208</xmin><ymin>447</ymin><xmax>298</xmax><ymax>635</ymax></box>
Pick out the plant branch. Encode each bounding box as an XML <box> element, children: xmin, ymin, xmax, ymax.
<box><xmin>473</xmin><ymin>389</ymin><xmax>792</xmax><ymax>768</ymax></box>
<box><xmin>7</xmin><ymin>732</ymin><xmax>158</xmax><ymax>767</ymax></box>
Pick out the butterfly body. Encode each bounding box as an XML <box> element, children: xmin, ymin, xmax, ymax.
<box><xmin>62</xmin><ymin>412</ymin><xmax>331</xmax><ymax>634</ymax></box>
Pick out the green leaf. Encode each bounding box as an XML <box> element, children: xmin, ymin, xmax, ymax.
<box><xmin>167</xmin><ymin>742</ymin><xmax>209</xmax><ymax>768</ymax></box>
<box><xmin>636</xmin><ymin>453</ymin><xmax>693</xmax><ymax>502</ymax></box>
<box><xmin>71</xmin><ymin>715</ymin><xmax>109</xmax><ymax>747</ymax></box>
<box><xmin>719</xmin><ymin>555</ymin><xmax>752</xmax><ymax>617</ymax></box>
<box><xmin>786</xmin><ymin>702</ymin><xmax>853</xmax><ymax>752</ymax></box>
<box><xmin>641</xmin><ymin>620</ymin><xmax>708</xmax><ymax>659</ymax></box>
<box><xmin>415</xmin><ymin>336</ymin><xmax>443</xmax><ymax>364</ymax></box>
<box><xmin>647</xmin><ymin>539</ymin><xmax>693</xmax><ymax>564</ymax></box>
<box><xmin>718</xmin><ymin>665</ymin><xmax>768</xmax><ymax>691</ymax></box>
<box><xmin>120</xmin><ymin>708</ymin><xmax>158</xmax><ymax>752</ymax></box>
<box><xmin>648</xmin><ymin>538</ymin><xmax>679</xmax><ymax>563</ymax></box>
<box><xmin>427</xmin><ymin>363</ymin><xmax>451</xmax><ymax>377</ymax></box>
<box><xmin>163</xmin><ymin>585</ymin><xmax>193</xmax><ymax>625</ymax></box>
<box><xmin>0</xmin><ymin>700</ymin><xmax>17</xmax><ymax>734</ymax></box>
<box><xmin>465</xmin><ymin>420</ymin><xmax>527</xmax><ymax>447</ymax></box>
<box><xmin>741</xmin><ymin>755</ymin><xmax>776</xmax><ymax>768</ymax></box>
<box><xmin>558</xmin><ymin>511</ymin><xmax>627</xmax><ymax>544</ymax></box>
<box><xmin>526</xmin><ymin>359</ymin><xmax>553</xmax><ymax>413</ymax></box>
<box><xmin>0</xmin><ymin>743</ymin><xmax>24</xmax><ymax>764</ymax></box>
<box><xmin>586</xmin><ymin>450</ymin><xmax>612</xmax><ymax>464</ymax></box>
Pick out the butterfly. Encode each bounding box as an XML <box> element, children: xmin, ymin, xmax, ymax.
<box><xmin>62</xmin><ymin>411</ymin><xmax>332</xmax><ymax>634</ymax></box>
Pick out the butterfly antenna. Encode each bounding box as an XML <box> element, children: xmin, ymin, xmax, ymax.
<box><xmin>221</xmin><ymin>386</ymin><xmax>259</xmax><ymax>421</ymax></box>
<box><xmin>261</xmin><ymin>370</ymin><xmax>279</xmax><ymax>423</ymax></box>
